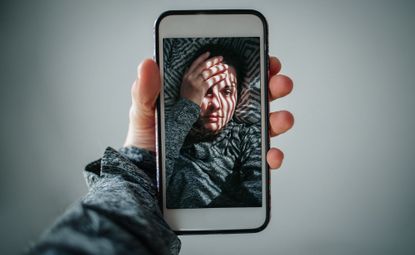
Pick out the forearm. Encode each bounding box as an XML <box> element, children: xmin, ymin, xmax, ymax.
<box><xmin>165</xmin><ymin>98</ymin><xmax>199</xmax><ymax>182</ymax></box>
<box><xmin>27</xmin><ymin>147</ymin><xmax>180</xmax><ymax>255</ymax></box>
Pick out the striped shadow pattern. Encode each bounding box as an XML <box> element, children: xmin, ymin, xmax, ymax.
<box><xmin>163</xmin><ymin>37</ymin><xmax>261</xmax><ymax>125</ymax></box>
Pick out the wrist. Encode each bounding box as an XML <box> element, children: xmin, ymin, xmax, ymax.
<box><xmin>180</xmin><ymin>93</ymin><xmax>203</xmax><ymax>107</ymax></box>
<box><xmin>124</xmin><ymin>107</ymin><xmax>156</xmax><ymax>152</ymax></box>
<box><xmin>124</xmin><ymin>123</ymin><xmax>155</xmax><ymax>151</ymax></box>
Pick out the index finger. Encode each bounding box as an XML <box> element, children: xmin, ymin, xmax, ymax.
<box><xmin>188</xmin><ymin>52</ymin><xmax>210</xmax><ymax>73</ymax></box>
<box><xmin>194</xmin><ymin>55</ymin><xmax>224</xmax><ymax>75</ymax></box>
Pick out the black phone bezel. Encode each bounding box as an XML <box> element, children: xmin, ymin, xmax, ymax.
<box><xmin>154</xmin><ymin>9</ymin><xmax>270</xmax><ymax>235</ymax></box>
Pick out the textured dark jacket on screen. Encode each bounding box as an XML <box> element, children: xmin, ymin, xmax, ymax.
<box><xmin>165</xmin><ymin>98</ymin><xmax>262</xmax><ymax>208</ymax></box>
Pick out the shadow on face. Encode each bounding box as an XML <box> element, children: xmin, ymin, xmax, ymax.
<box><xmin>199</xmin><ymin>66</ymin><xmax>238</xmax><ymax>133</ymax></box>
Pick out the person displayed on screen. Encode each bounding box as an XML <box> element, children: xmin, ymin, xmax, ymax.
<box><xmin>166</xmin><ymin>44</ymin><xmax>262</xmax><ymax>208</ymax></box>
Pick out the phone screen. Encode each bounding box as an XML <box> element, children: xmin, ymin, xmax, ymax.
<box><xmin>162</xmin><ymin>37</ymin><xmax>262</xmax><ymax>209</ymax></box>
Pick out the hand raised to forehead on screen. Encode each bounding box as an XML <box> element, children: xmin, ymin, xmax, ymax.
<box><xmin>180</xmin><ymin>52</ymin><xmax>229</xmax><ymax>106</ymax></box>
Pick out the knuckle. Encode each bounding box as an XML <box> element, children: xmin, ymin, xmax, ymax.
<box><xmin>202</xmin><ymin>71</ymin><xmax>209</xmax><ymax>79</ymax></box>
<box><xmin>187</xmin><ymin>74</ymin><xmax>195</xmax><ymax>81</ymax></box>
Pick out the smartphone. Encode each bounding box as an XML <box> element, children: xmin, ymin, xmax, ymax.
<box><xmin>155</xmin><ymin>9</ymin><xmax>269</xmax><ymax>234</ymax></box>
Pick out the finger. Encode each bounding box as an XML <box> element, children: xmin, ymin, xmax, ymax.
<box><xmin>205</xmin><ymin>73</ymin><xmax>227</xmax><ymax>87</ymax></box>
<box><xmin>202</xmin><ymin>63</ymin><xmax>228</xmax><ymax>80</ymax></box>
<box><xmin>269</xmin><ymin>56</ymin><xmax>281</xmax><ymax>76</ymax></box>
<box><xmin>269</xmin><ymin>110</ymin><xmax>294</xmax><ymax>137</ymax></box>
<box><xmin>132</xmin><ymin>59</ymin><xmax>161</xmax><ymax>114</ymax></box>
<box><xmin>269</xmin><ymin>74</ymin><xmax>293</xmax><ymax>101</ymax></box>
<box><xmin>267</xmin><ymin>148</ymin><xmax>284</xmax><ymax>169</ymax></box>
<box><xmin>194</xmin><ymin>56</ymin><xmax>223</xmax><ymax>74</ymax></box>
<box><xmin>188</xmin><ymin>51</ymin><xmax>210</xmax><ymax>73</ymax></box>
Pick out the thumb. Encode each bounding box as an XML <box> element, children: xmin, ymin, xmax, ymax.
<box><xmin>132</xmin><ymin>59</ymin><xmax>161</xmax><ymax>113</ymax></box>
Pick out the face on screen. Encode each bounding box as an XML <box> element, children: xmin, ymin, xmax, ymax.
<box><xmin>198</xmin><ymin>66</ymin><xmax>238</xmax><ymax>133</ymax></box>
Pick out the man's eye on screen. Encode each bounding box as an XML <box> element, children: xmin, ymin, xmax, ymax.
<box><xmin>222</xmin><ymin>87</ymin><xmax>233</xmax><ymax>96</ymax></box>
<box><xmin>206</xmin><ymin>88</ymin><xmax>213</xmax><ymax>96</ymax></box>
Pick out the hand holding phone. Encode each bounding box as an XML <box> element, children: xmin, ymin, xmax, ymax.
<box><xmin>126</xmin><ymin>9</ymin><xmax>294</xmax><ymax>234</ymax></box>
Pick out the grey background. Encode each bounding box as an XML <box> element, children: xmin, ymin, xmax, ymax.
<box><xmin>1</xmin><ymin>0</ymin><xmax>414</xmax><ymax>254</ymax></box>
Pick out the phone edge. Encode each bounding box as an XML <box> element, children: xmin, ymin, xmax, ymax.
<box><xmin>154</xmin><ymin>9</ymin><xmax>270</xmax><ymax>235</ymax></box>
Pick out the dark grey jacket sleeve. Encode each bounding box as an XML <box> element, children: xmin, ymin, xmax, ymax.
<box><xmin>165</xmin><ymin>98</ymin><xmax>200</xmax><ymax>184</ymax></box>
<box><xmin>27</xmin><ymin>146</ymin><xmax>180</xmax><ymax>255</ymax></box>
